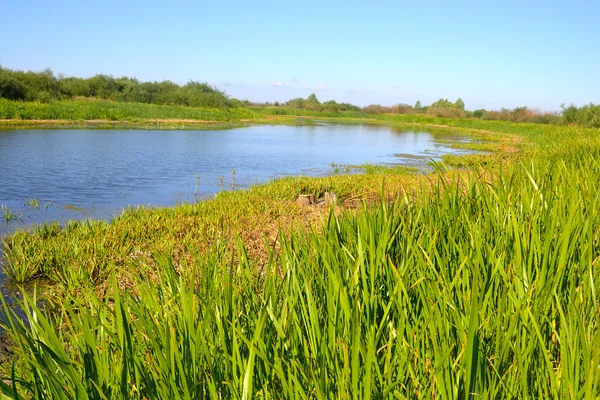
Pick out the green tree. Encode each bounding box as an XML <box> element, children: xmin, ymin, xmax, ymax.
<box><xmin>306</xmin><ymin>93</ymin><xmax>320</xmax><ymax>104</ymax></box>
<box><xmin>456</xmin><ymin>98</ymin><xmax>465</xmax><ymax>110</ymax></box>
<box><xmin>429</xmin><ymin>98</ymin><xmax>451</xmax><ymax>108</ymax></box>
<box><xmin>0</xmin><ymin>73</ymin><xmax>27</xmax><ymax>100</ymax></box>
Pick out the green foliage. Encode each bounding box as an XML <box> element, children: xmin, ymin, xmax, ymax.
<box><xmin>429</xmin><ymin>98</ymin><xmax>458</xmax><ymax>109</ymax></box>
<box><xmin>0</xmin><ymin>66</ymin><xmax>233</xmax><ymax>108</ymax></box>
<box><xmin>285</xmin><ymin>97</ymin><xmax>306</xmax><ymax>109</ymax></box>
<box><xmin>306</xmin><ymin>93</ymin><xmax>320</xmax><ymax>104</ymax></box>
<box><xmin>320</xmin><ymin>100</ymin><xmax>362</xmax><ymax>112</ymax></box>
<box><xmin>278</xmin><ymin>94</ymin><xmax>362</xmax><ymax>114</ymax></box>
<box><xmin>473</xmin><ymin>109</ymin><xmax>486</xmax><ymax>118</ymax></box>
<box><xmin>1</xmin><ymin>204</ymin><xmax>17</xmax><ymax>222</ymax></box>
<box><xmin>0</xmin><ymin>70</ymin><xmax>27</xmax><ymax>100</ymax></box>
<box><xmin>359</xmin><ymin>163</ymin><xmax>418</xmax><ymax>174</ymax></box>
<box><xmin>441</xmin><ymin>153</ymin><xmax>492</xmax><ymax>167</ymax></box>
<box><xmin>469</xmin><ymin>106</ymin><xmax>562</xmax><ymax>124</ymax></box>
<box><xmin>0</xmin><ymin>98</ymin><xmax>257</xmax><ymax>121</ymax></box>
<box><xmin>26</xmin><ymin>197</ymin><xmax>40</xmax><ymax>209</ymax></box>
<box><xmin>561</xmin><ymin>103</ymin><xmax>600</xmax><ymax>128</ymax></box>
<box><xmin>361</xmin><ymin>104</ymin><xmax>417</xmax><ymax>115</ymax></box>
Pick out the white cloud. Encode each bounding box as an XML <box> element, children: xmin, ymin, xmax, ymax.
<box><xmin>316</xmin><ymin>83</ymin><xmax>325</xmax><ymax>91</ymax></box>
<box><xmin>271</xmin><ymin>81</ymin><xmax>286</xmax><ymax>87</ymax></box>
<box><xmin>291</xmin><ymin>78</ymin><xmax>299</xmax><ymax>84</ymax></box>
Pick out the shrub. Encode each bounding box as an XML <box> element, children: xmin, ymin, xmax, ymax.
<box><xmin>0</xmin><ymin>72</ymin><xmax>27</xmax><ymax>100</ymax></box>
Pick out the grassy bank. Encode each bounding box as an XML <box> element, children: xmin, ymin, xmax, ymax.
<box><xmin>0</xmin><ymin>98</ymin><xmax>258</xmax><ymax>122</ymax></box>
<box><xmin>0</xmin><ymin>98</ymin><xmax>595</xmax><ymax>136</ymax></box>
<box><xmin>1</xmin><ymin>116</ymin><xmax>599</xmax><ymax>397</ymax></box>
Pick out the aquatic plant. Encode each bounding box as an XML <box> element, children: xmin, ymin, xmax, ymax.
<box><xmin>1</xmin><ymin>204</ymin><xmax>16</xmax><ymax>222</ymax></box>
<box><xmin>26</xmin><ymin>197</ymin><xmax>40</xmax><ymax>209</ymax></box>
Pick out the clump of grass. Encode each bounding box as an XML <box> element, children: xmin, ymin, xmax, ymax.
<box><xmin>329</xmin><ymin>163</ymin><xmax>354</xmax><ymax>174</ymax></box>
<box><xmin>360</xmin><ymin>163</ymin><xmax>418</xmax><ymax>174</ymax></box>
<box><xmin>26</xmin><ymin>197</ymin><xmax>40</xmax><ymax>209</ymax></box>
<box><xmin>441</xmin><ymin>153</ymin><xmax>493</xmax><ymax>167</ymax></box>
<box><xmin>1</xmin><ymin>204</ymin><xmax>17</xmax><ymax>222</ymax></box>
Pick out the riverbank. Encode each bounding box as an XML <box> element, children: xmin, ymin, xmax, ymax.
<box><xmin>1</xmin><ymin>116</ymin><xmax>599</xmax><ymax>397</ymax></box>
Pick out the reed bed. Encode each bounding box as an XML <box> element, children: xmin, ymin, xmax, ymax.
<box><xmin>0</xmin><ymin>121</ymin><xmax>599</xmax><ymax>398</ymax></box>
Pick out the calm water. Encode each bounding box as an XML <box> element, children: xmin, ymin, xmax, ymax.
<box><xmin>0</xmin><ymin>123</ymin><xmax>476</xmax><ymax>236</ymax></box>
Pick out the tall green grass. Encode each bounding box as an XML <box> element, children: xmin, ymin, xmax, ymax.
<box><xmin>0</xmin><ymin>99</ymin><xmax>258</xmax><ymax>121</ymax></box>
<box><xmin>2</xmin><ymin>130</ymin><xmax>600</xmax><ymax>397</ymax></box>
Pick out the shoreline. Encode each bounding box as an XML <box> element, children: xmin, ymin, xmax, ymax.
<box><xmin>0</xmin><ymin>119</ymin><xmax>516</xmax><ymax>285</ymax></box>
<box><xmin>0</xmin><ymin>118</ymin><xmax>515</xmax><ymax>240</ymax></box>
<box><xmin>0</xmin><ymin>115</ymin><xmax>525</xmax><ymax>143</ymax></box>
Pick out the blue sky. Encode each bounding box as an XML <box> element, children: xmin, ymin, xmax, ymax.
<box><xmin>1</xmin><ymin>0</ymin><xmax>598</xmax><ymax>110</ymax></box>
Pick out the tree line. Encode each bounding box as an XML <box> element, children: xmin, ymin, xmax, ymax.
<box><xmin>0</xmin><ymin>66</ymin><xmax>234</xmax><ymax>108</ymax></box>
<box><xmin>1</xmin><ymin>66</ymin><xmax>598</xmax><ymax>127</ymax></box>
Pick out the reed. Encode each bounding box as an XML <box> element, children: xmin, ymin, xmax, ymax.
<box><xmin>26</xmin><ymin>197</ymin><xmax>40</xmax><ymax>209</ymax></box>
<box><xmin>1</xmin><ymin>205</ymin><xmax>16</xmax><ymax>222</ymax></box>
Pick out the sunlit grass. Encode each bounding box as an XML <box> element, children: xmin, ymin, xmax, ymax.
<box><xmin>0</xmin><ymin>117</ymin><xmax>599</xmax><ymax>397</ymax></box>
<box><xmin>0</xmin><ymin>98</ymin><xmax>259</xmax><ymax>122</ymax></box>
<box><xmin>359</xmin><ymin>163</ymin><xmax>418</xmax><ymax>175</ymax></box>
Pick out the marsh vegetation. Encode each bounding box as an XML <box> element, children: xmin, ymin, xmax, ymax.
<box><xmin>0</xmin><ymin>114</ymin><xmax>598</xmax><ymax>397</ymax></box>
